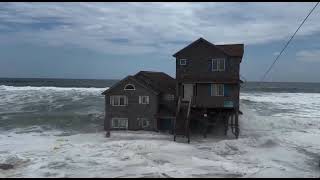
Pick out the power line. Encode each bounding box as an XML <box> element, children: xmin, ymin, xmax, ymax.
<box><xmin>260</xmin><ymin>2</ymin><xmax>319</xmax><ymax>82</ymax></box>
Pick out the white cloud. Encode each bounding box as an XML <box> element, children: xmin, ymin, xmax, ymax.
<box><xmin>296</xmin><ymin>49</ymin><xmax>320</xmax><ymax>62</ymax></box>
<box><xmin>1</xmin><ymin>2</ymin><xmax>320</xmax><ymax>55</ymax></box>
<box><xmin>273</xmin><ymin>52</ymin><xmax>280</xmax><ymax>56</ymax></box>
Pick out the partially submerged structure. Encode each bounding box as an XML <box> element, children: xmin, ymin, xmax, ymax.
<box><xmin>172</xmin><ymin>38</ymin><xmax>244</xmax><ymax>143</ymax></box>
<box><xmin>102</xmin><ymin>71</ymin><xmax>176</xmax><ymax>133</ymax></box>
<box><xmin>102</xmin><ymin>37</ymin><xmax>244</xmax><ymax>142</ymax></box>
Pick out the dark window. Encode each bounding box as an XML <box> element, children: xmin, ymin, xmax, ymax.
<box><xmin>210</xmin><ymin>84</ymin><xmax>224</xmax><ymax>96</ymax></box>
<box><xmin>211</xmin><ymin>59</ymin><xmax>225</xmax><ymax>71</ymax></box>
<box><xmin>124</xmin><ymin>84</ymin><xmax>135</xmax><ymax>90</ymax></box>
<box><xmin>110</xmin><ymin>96</ymin><xmax>128</xmax><ymax>106</ymax></box>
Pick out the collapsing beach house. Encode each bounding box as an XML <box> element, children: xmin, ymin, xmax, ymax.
<box><xmin>102</xmin><ymin>71</ymin><xmax>177</xmax><ymax>134</ymax></box>
<box><xmin>102</xmin><ymin>37</ymin><xmax>244</xmax><ymax>142</ymax></box>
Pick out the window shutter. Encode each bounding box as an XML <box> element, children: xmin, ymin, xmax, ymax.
<box><xmin>219</xmin><ymin>59</ymin><xmax>225</xmax><ymax>71</ymax></box>
<box><xmin>182</xmin><ymin>85</ymin><xmax>184</xmax><ymax>99</ymax></box>
<box><xmin>125</xmin><ymin>96</ymin><xmax>128</xmax><ymax>105</ymax></box>
<box><xmin>209</xmin><ymin>84</ymin><xmax>212</xmax><ymax>96</ymax></box>
<box><xmin>110</xmin><ymin>96</ymin><xmax>113</xmax><ymax>105</ymax></box>
<box><xmin>209</xmin><ymin>60</ymin><xmax>212</xmax><ymax>72</ymax></box>
<box><xmin>224</xmin><ymin>84</ymin><xmax>229</xmax><ymax>97</ymax></box>
<box><xmin>139</xmin><ymin>96</ymin><xmax>141</xmax><ymax>104</ymax></box>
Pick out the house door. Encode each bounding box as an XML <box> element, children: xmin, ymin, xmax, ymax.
<box><xmin>183</xmin><ymin>83</ymin><xmax>194</xmax><ymax>101</ymax></box>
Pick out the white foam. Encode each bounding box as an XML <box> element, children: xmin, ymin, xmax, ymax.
<box><xmin>0</xmin><ymin>127</ymin><xmax>319</xmax><ymax>178</ymax></box>
<box><xmin>0</xmin><ymin>85</ymin><xmax>108</xmax><ymax>92</ymax></box>
<box><xmin>0</xmin><ymin>90</ymin><xmax>320</xmax><ymax>177</ymax></box>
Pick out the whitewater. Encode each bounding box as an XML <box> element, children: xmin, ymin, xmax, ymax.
<box><xmin>0</xmin><ymin>85</ymin><xmax>319</xmax><ymax>178</ymax></box>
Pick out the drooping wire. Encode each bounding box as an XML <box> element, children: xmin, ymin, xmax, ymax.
<box><xmin>260</xmin><ymin>2</ymin><xmax>319</xmax><ymax>82</ymax></box>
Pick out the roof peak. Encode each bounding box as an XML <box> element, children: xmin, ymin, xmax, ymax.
<box><xmin>138</xmin><ymin>70</ymin><xmax>164</xmax><ymax>73</ymax></box>
<box><xmin>173</xmin><ymin>37</ymin><xmax>244</xmax><ymax>58</ymax></box>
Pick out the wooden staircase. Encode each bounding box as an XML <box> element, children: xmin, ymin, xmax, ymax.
<box><xmin>173</xmin><ymin>96</ymin><xmax>192</xmax><ymax>143</ymax></box>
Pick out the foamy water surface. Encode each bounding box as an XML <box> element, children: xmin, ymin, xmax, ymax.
<box><xmin>0</xmin><ymin>85</ymin><xmax>319</xmax><ymax>177</ymax></box>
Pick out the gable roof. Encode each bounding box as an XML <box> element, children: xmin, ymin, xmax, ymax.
<box><xmin>101</xmin><ymin>75</ymin><xmax>159</xmax><ymax>95</ymax></box>
<box><xmin>102</xmin><ymin>71</ymin><xmax>176</xmax><ymax>95</ymax></box>
<box><xmin>173</xmin><ymin>37</ymin><xmax>244</xmax><ymax>59</ymax></box>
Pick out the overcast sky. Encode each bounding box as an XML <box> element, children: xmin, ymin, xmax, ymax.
<box><xmin>1</xmin><ymin>2</ymin><xmax>320</xmax><ymax>82</ymax></box>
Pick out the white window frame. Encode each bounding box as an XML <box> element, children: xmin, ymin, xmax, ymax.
<box><xmin>137</xmin><ymin>118</ymin><xmax>150</xmax><ymax>128</ymax></box>
<box><xmin>179</xmin><ymin>59</ymin><xmax>187</xmax><ymax>66</ymax></box>
<box><xmin>112</xmin><ymin>118</ymin><xmax>128</xmax><ymax>129</ymax></box>
<box><xmin>211</xmin><ymin>84</ymin><xmax>224</xmax><ymax>96</ymax></box>
<box><xmin>211</xmin><ymin>58</ymin><xmax>225</xmax><ymax>71</ymax></box>
<box><xmin>124</xmin><ymin>84</ymin><xmax>136</xmax><ymax>90</ymax></box>
<box><xmin>110</xmin><ymin>95</ymin><xmax>128</xmax><ymax>106</ymax></box>
<box><xmin>139</xmin><ymin>96</ymin><xmax>149</xmax><ymax>104</ymax></box>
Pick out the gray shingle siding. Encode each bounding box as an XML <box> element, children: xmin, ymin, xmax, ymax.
<box><xmin>104</xmin><ymin>77</ymin><xmax>159</xmax><ymax>131</ymax></box>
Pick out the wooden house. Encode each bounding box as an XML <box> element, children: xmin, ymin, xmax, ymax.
<box><xmin>102</xmin><ymin>71</ymin><xmax>176</xmax><ymax>135</ymax></box>
<box><xmin>172</xmin><ymin>37</ymin><xmax>244</xmax><ymax>142</ymax></box>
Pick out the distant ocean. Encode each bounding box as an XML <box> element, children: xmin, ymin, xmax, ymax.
<box><xmin>1</xmin><ymin>77</ymin><xmax>320</xmax><ymax>132</ymax></box>
<box><xmin>1</xmin><ymin>77</ymin><xmax>320</xmax><ymax>178</ymax></box>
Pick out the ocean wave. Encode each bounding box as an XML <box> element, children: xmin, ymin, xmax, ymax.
<box><xmin>0</xmin><ymin>85</ymin><xmax>108</xmax><ymax>92</ymax></box>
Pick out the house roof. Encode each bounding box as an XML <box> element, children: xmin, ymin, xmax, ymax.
<box><xmin>102</xmin><ymin>71</ymin><xmax>176</xmax><ymax>95</ymax></box>
<box><xmin>173</xmin><ymin>37</ymin><xmax>244</xmax><ymax>59</ymax></box>
<box><xmin>216</xmin><ymin>44</ymin><xmax>244</xmax><ymax>58</ymax></box>
<box><xmin>134</xmin><ymin>71</ymin><xmax>176</xmax><ymax>94</ymax></box>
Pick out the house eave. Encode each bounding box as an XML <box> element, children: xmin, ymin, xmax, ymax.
<box><xmin>101</xmin><ymin>76</ymin><xmax>160</xmax><ymax>96</ymax></box>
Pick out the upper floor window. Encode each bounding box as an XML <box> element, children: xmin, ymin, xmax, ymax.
<box><xmin>211</xmin><ymin>58</ymin><xmax>225</xmax><ymax>71</ymax></box>
<box><xmin>179</xmin><ymin>59</ymin><xmax>187</xmax><ymax>66</ymax></box>
<box><xmin>110</xmin><ymin>95</ymin><xmax>128</xmax><ymax>106</ymax></box>
<box><xmin>139</xmin><ymin>96</ymin><xmax>149</xmax><ymax>104</ymax></box>
<box><xmin>210</xmin><ymin>84</ymin><xmax>224</xmax><ymax>96</ymax></box>
<box><xmin>124</xmin><ymin>84</ymin><xmax>135</xmax><ymax>90</ymax></box>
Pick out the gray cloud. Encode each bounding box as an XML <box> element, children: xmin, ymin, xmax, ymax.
<box><xmin>0</xmin><ymin>2</ymin><xmax>320</xmax><ymax>55</ymax></box>
<box><xmin>296</xmin><ymin>50</ymin><xmax>320</xmax><ymax>62</ymax></box>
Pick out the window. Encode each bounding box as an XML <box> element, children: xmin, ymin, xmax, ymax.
<box><xmin>139</xmin><ymin>96</ymin><xmax>149</xmax><ymax>104</ymax></box>
<box><xmin>211</xmin><ymin>58</ymin><xmax>225</xmax><ymax>71</ymax></box>
<box><xmin>124</xmin><ymin>84</ymin><xmax>135</xmax><ymax>90</ymax></box>
<box><xmin>211</xmin><ymin>84</ymin><xmax>224</xmax><ymax>96</ymax></box>
<box><xmin>179</xmin><ymin>59</ymin><xmax>187</xmax><ymax>66</ymax></box>
<box><xmin>137</xmin><ymin>118</ymin><xmax>150</xmax><ymax>128</ymax></box>
<box><xmin>112</xmin><ymin>118</ymin><xmax>128</xmax><ymax>129</ymax></box>
<box><xmin>163</xmin><ymin>94</ymin><xmax>174</xmax><ymax>101</ymax></box>
<box><xmin>110</xmin><ymin>96</ymin><xmax>128</xmax><ymax>106</ymax></box>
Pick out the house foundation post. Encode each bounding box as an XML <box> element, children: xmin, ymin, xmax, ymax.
<box><xmin>235</xmin><ymin>108</ymin><xmax>239</xmax><ymax>139</ymax></box>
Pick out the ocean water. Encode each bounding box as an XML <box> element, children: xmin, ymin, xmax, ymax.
<box><xmin>0</xmin><ymin>78</ymin><xmax>319</xmax><ymax>178</ymax></box>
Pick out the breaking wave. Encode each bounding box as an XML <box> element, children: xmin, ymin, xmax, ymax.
<box><xmin>0</xmin><ymin>85</ymin><xmax>108</xmax><ymax>132</ymax></box>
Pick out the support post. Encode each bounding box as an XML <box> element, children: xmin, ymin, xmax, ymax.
<box><xmin>203</xmin><ymin>111</ymin><xmax>208</xmax><ymax>138</ymax></box>
<box><xmin>105</xmin><ymin>131</ymin><xmax>110</xmax><ymax>138</ymax></box>
<box><xmin>235</xmin><ymin>108</ymin><xmax>239</xmax><ymax>139</ymax></box>
<box><xmin>224</xmin><ymin>114</ymin><xmax>229</xmax><ymax>136</ymax></box>
<box><xmin>231</xmin><ymin>113</ymin><xmax>235</xmax><ymax>135</ymax></box>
